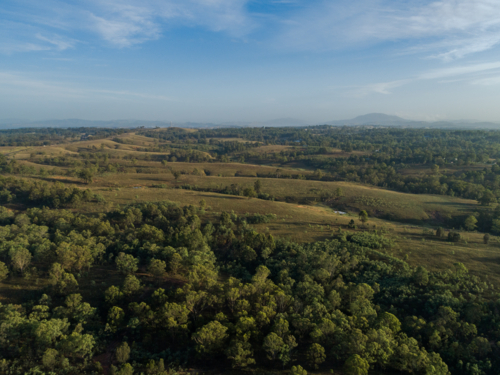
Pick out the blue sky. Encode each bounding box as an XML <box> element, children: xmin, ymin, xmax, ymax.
<box><xmin>2</xmin><ymin>0</ymin><xmax>500</xmax><ymax>123</ymax></box>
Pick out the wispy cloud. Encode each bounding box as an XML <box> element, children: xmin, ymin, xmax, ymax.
<box><xmin>35</xmin><ymin>33</ymin><xmax>76</xmax><ymax>50</ymax></box>
<box><xmin>1</xmin><ymin>0</ymin><xmax>255</xmax><ymax>51</ymax></box>
<box><xmin>0</xmin><ymin>71</ymin><xmax>173</xmax><ymax>101</ymax></box>
<box><xmin>274</xmin><ymin>0</ymin><xmax>500</xmax><ymax>59</ymax></box>
<box><xmin>351</xmin><ymin>60</ymin><xmax>500</xmax><ymax>96</ymax></box>
<box><xmin>347</xmin><ymin>79</ymin><xmax>413</xmax><ymax>97</ymax></box>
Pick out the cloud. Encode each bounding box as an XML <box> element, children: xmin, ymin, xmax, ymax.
<box><xmin>1</xmin><ymin>0</ymin><xmax>255</xmax><ymax>50</ymax></box>
<box><xmin>0</xmin><ymin>71</ymin><xmax>173</xmax><ymax>101</ymax></box>
<box><xmin>274</xmin><ymin>0</ymin><xmax>500</xmax><ymax>59</ymax></box>
<box><xmin>35</xmin><ymin>33</ymin><xmax>76</xmax><ymax>50</ymax></box>
<box><xmin>351</xmin><ymin>60</ymin><xmax>500</xmax><ymax>96</ymax></box>
<box><xmin>347</xmin><ymin>79</ymin><xmax>413</xmax><ymax>97</ymax></box>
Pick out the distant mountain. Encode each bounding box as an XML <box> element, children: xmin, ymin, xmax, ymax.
<box><xmin>327</xmin><ymin>113</ymin><xmax>500</xmax><ymax>129</ymax></box>
<box><xmin>249</xmin><ymin>118</ymin><xmax>308</xmax><ymax>127</ymax></box>
<box><xmin>328</xmin><ymin>113</ymin><xmax>411</xmax><ymax>126</ymax></box>
<box><xmin>1</xmin><ymin>115</ymin><xmax>500</xmax><ymax>130</ymax></box>
<box><xmin>0</xmin><ymin>118</ymin><xmax>309</xmax><ymax>130</ymax></box>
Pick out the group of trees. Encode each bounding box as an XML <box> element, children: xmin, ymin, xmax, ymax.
<box><xmin>0</xmin><ymin>176</ymin><xmax>99</xmax><ymax>208</ymax></box>
<box><xmin>0</xmin><ymin>202</ymin><xmax>498</xmax><ymax>374</ymax></box>
<box><xmin>137</xmin><ymin>127</ymin><xmax>500</xmax><ymax>203</ymax></box>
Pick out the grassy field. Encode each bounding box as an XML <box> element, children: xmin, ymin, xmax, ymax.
<box><xmin>2</xmin><ymin>131</ymin><xmax>499</xmax><ymax>286</ymax></box>
<box><xmin>88</xmin><ymin>172</ymin><xmax>478</xmax><ymax>223</ymax></box>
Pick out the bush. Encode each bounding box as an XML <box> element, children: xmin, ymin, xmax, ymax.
<box><xmin>246</xmin><ymin>213</ymin><xmax>277</xmax><ymax>224</ymax></box>
<box><xmin>448</xmin><ymin>231</ymin><xmax>461</xmax><ymax>242</ymax></box>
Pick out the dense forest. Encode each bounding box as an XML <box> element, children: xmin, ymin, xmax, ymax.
<box><xmin>0</xmin><ymin>202</ymin><xmax>498</xmax><ymax>374</ymax></box>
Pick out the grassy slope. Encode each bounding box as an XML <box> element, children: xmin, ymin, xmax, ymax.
<box><xmin>1</xmin><ymin>133</ymin><xmax>498</xmax><ymax>285</ymax></box>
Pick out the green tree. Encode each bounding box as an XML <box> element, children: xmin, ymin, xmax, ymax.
<box><xmin>484</xmin><ymin>233</ymin><xmax>490</xmax><ymax>244</ymax></box>
<box><xmin>199</xmin><ymin>199</ymin><xmax>206</xmax><ymax>209</ymax></box>
<box><xmin>171</xmin><ymin>170</ymin><xmax>181</xmax><ymax>180</ymax></box>
<box><xmin>306</xmin><ymin>343</ymin><xmax>326</xmax><ymax>369</ymax></box>
<box><xmin>436</xmin><ymin>227</ymin><xmax>445</xmax><ymax>238</ymax></box>
<box><xmin>448</xmin><ymin>231</ymin><xmax>461</xmax><ymax>242</ymax></box>
<box><xmin>105</xmin><ymin>285</ymin><xmax>124</xmax><ymax>305</ymax></box>
<box><xmin>358</xmin><ymin>210</ymin><xmax>368</xmax><ymax>223</ymax></box>
<box><xmin>113</xmin><ymin>363</ymin><xmax>134</xmax><ymax>375</ymax></box>
<box><xmin>42</xmin><ymin>348</ymin><xmax>59</xmax><ymax>370</ymax></box>
<box><xmin>344</xmin><ymin>354</ymin><xmax>369</xmax><ymax>375</ymax></box>
<box><xmin>123</xmin><ymin>275</ymin><xmax>141</xmax><ymax>295</ymax></box>
<box><xmin>107</xmin><ymin>306</ymin><xmax>125</xmax><ymax>333</ymax></box>
<box><xmin>10</xmin><ymin>247</ymin><xmax>32</xmax><ymax>274</ymax></box>
<box><xmin>116</xmin><ymin>342</ymin><xmax>131</xmax><ymax>364</ymax></box>
<box><xmin>148</xmin><ymin>259</ymin><xmax>166</xmax><ymax>280</ymax></box>
<box><xmin>464</xmin><ymin>215</ymin><xmax>478</xmax><ymax>231</ymax></box>
<box><xmin>254</xmin><ymin>180</ymin><xmax>262</xmax><ymax>194</ymax></box>
<box><xmin>290</xmin><ymin>365</ymin><xmax>307</xmax><ymax>375</ymax></box>
<box><xmin>0</xmin><ymin>261</ymin><xmax>8</xmax><ymax>282</ymax></box>
<box><xmin>243</xmin><ymin>187</ymin><xmax>257</xmax><ymax>198</ymax></box>
<box><xmin>479</xmin><ymin>190</ymin><xmax>496</xmax><ymax>205</ymax></box>
<box><xmin>263</xmin><ymin>332</ymin><xmax>284</xmax><ymax>361</ymax></box>
<box><xmin>115</xmin><ymin>252</ymin><xmax>139</xmax><ymax>275</ymax></box>
<box><xmin>492</xmin><ymin>218</ymin><xmax>500</xmax><ymax>234</ymax></box>
<box><xmin>414</xmin><ymin>266</ymin><xmax>429</xmax><ymax>286</ymax></box>
<box><xmin>225</xmin><ymin>340</ymin><xmax>256</xmax><ymax>368</ymax></box>
<box><xmin>77</xmin><ymin>169</ymin><xmax>94</xmax><ymax>184</ymax></box>
<box><xmin>169</xmin><ymin>253</ymin><xmax>182</xmax><ymax>274</ymax></box>
<box><xmin>192</xmin><ymin>321</ymin><xmax>228</xmax><ymax>355</ymax></box>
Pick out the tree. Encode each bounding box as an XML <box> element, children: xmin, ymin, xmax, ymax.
<box><xmin>243</xmin><ymin>187</ymin><xmax>257</xmax><ymax>198</ymax></box>
<box><xmin>199</xmin><ymin>199</ymin><xmax>206</xmax><ymax>209</ymax></box>
<box><xmin>290</xmin><ymin>365</ymin><xmax>307</xmax><ymax>375</ymax></box>
<box><xmin>171</xmin><ymin>170</ymin><xmax>181</xmax><ymax>180</ymax></box>
<box><xmin>254</xmin><ymin>180</ymin><xmax>262</xmax><ymax>194</ymax></box>
<box><xmin>115</xmin><ymin>252</ymin><xmax>139</xmax><ymax>274</ymax></box>
<box><xmin>479</xmin><ymin>190</ymin><xmax>496</xmax><ymax>205</ymax></box>
<box><xmin>10</xmin><ymin>247</ymin><xmax>32</xmax><ymax>274</ymax></box>
<box><xmin>306</xmin><ymin>343</ymin><xmax>326</xmax><ymax>369</ymax></box>
<box><xmin>107</xmin><ymin>306</ymin><xmax>125</xmax><ymax>333</ymax></box>
<box><xmin>314</xmin><ymin>169</ymin><xmax>323</xmax><ymax>180</ymax></box>
<box><xmin>225</xmin><ymin>340</ymin><xmax>256</xmax><ymax>368</ymax></box>
<box><xmin>123</xmin><ymin>275</ymin><xmax>141</xmax><ymax>295</ymax></box>
<box><xmin>436</xmin><ymin>227</ymin><xmax>445</xmax><ymax>238</ymax></box>
<box><xmin>0</xmin><ymin>261</ymin><xmax>8</xmax><ymax>282</ymax></box>
<box><xmin>148</xmin><ymin>259</ymin><xmax>166</xmax><ymax>281</ymax></box>
<box><xmin>263</xmin><ymin>332</ymin><xmax>284</xmax><ymax>361</ymax></box>
<box><xmin>344</xmin><ymin>354</ymin><xmax>369</xmax><ymax>375</ymax></box>
<box><xmin>77</xmin><ymin>169</ymin><xmax>94</xmax><ymax>184</ymax></box>
<box><xmin>105</xmin><ymin>285</ymin><xmax>124</xmax><ymax>305</ymax></box>
<box><xmin>169</xmin><ymin>253</ymin><xmax>182</xmax><ymax>274</ymax></box>
<box><xmin>484</xmin><ymin>233</ymin><xmax>490</xmax><ymax>244</ymax></box>
<box><xmin>432</xmin><ymin>164</ymin><xmax>440</xmax><ymax>175</ymax></box>
<box><xmin>113</xmin><ymin>363</ymin><xmax>134</xmax><ymax>375</ymax></box>
<box><xmin>116</xmin><ymin>342</ymin><xmax>131</xmax><ymax>364</ymax></box>
<box><xmin>464</xmin><ymin>215</ymin><xmax>478</xmax><ymax>231</ymax></box>
<box><xmin>448</xmin><ymin>231</ymin><xmax>461</xmax><ymax>242</ymax></box>
<box><xmin>358</xmin><ymin>210</ymin><xmax>368</xmax><ymax>224</ymax></box>
<box><xmin>192</xmin><ymin>321</ymin><xmax>228</xmax><ymax>355</ymax></box>
<box><xmin>42</xmin><ymin>348</ymin><xmax>59</xmax><ymax>370</ymax></box>
<box><xmin>492</xmin><ymin>219</ymin><xmax>500</xmax><ymax>234</ymax></box>
<box><xmin>414</xmin><ymin>266</ymin><xmax>429</xmax><ymax>286</ymax></box>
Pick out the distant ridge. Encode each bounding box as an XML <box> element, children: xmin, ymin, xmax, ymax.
<box><xmin>327</xmin><ymin>113</ymin><xmax>500</xmax><ymax>129</ymax></box>
<box><xmin>0</xmin><ymin>114</ymin><xmax>500</xmax><ymax>130</ymax></box>
<box><xmin>328</xmin><ymin>113</ymin><xmax>410</xmax><ymax>126</ymax></box>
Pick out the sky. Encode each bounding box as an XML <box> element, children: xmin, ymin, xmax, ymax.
<box><xmin>2</xmin><ymin>0</ymin><xmax>500</xmax><ymax>123</ymax></box>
